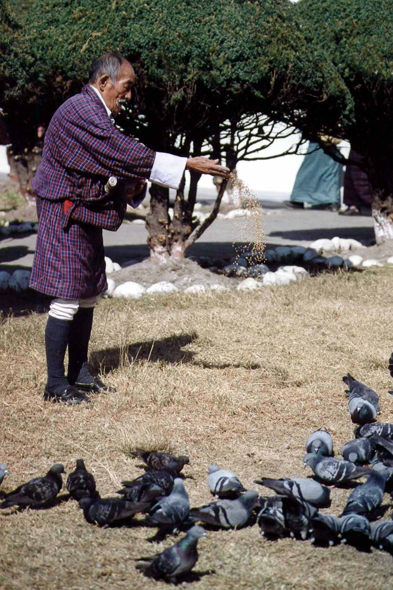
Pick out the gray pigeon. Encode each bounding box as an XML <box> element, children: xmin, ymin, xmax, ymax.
<box><xmin>340</xmin><ymin>513</ymin><xmax>371</xmax><ymax>547</ymax></box>
<box><xmin>343</xmin><ymin>373</ymin><xmax>380</xmax><ymax>412</ymax></box>
<box><xmin>348</xmin><ymin>397</ymin><xmax>377</xmax><ymax>425</ymax></box>
<box><xmin>370</xmin><ymin>520</ymin><xmax>393</xmax><ymax>552</ymax></box>
<box><xmin>66</xmin><ymin>459</ymin><xmax>96</xmax><ymax>500</ymax></box>
<box><xmin>254</xmin><ymin>477</ymin><xmax>330</xmax><ymax>508</ymax></box>
<box><xmin>305</xmin><ymin>430</ymin><xmax>334</xmax><ymax>457</ymax></box>
<box><xmin>118</xmin><ymin>471</ymin><xmax>174</xmax><ymax>503</ymax></box>
<box><xmin>0</xmin><ymin>464</ymin><xmax>9</xmax><ymax>486</ymax></box>
<box><xmin>0</xmin><ymin>464</ymin><xmax>64</xmax><ymax>509</ymax></box>
<box><xmin>282</xmin><ymin>495</ymin><xmax>318</xmax><ymax>540</ymax></box>
<box><xmin>79</xmin><ymin>494</ymin><xmax>151</xmax><ymax>527</ymax></box>
<box><xmin>208</xmin><ymin>465</ymin><xmax>246</xmax><ymax>498</ymax></box>
<box><xmin>308</xmin><ymin>513</ymin><xmax>341</xmax><ymax>546</ymax></box>
<box><xmin>341</xmin><ymin>438</ymin><xmax>376</xmax><ymax>465</ymax></box>
<box><xmin>130</xmin><ymin>449</ymin><xmax>189</xmax><ymax>475</ymax></box>
<box><xmin>371</xmin><ymin>461</ymin><xmax>393</xmax><ymax>491</ymax></box>
<box><xmin>256</xmin><ymin>495</ymin><xmax>287</xmax><ymax>538</ymax></box>
<box><xmin>303</xmin><ymin>453</ymin><xmax>372</xmax><ymax>484</ymax></box>
<box><xmin>370</xmin><ymin>435</ymin><xmax>393</xmax><ymax>462</ymax></box>
<box><xmin>356</xmin><ymin>422</ymin><xmax>393</xmax><ymax>439</ymax></box>
<box><xmin>341</xmin><ymin>471</ymin><xmax>388</xmax><ymax>516</ymax></box>
<box><xmin>147</xmin><ymin>478</ymin><xmax>190</xmax><ymax>526</ymax></box>
<box><xmin>190</xmin><ymin>490</ymin><xmax>258</xmax><ymax>529</ymax></box>
<box><xmin>136</xmin><ymin>526</ymin><xmax>206</xmax><ymax>582</ymax></box>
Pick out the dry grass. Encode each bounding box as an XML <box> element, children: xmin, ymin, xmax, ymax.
<box><xmin>2</xmin><ymin>268</ymin><xmax>393</xmax><ymax>588</ymax></box>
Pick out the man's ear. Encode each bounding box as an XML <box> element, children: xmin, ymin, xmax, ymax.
<box><xmin>98</xmin><ymin>74</ymin><xmax>110</xmax><ymax>90</ymax></box>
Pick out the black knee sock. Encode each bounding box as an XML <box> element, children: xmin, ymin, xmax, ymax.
<box><xmin>45</xmin><ymin>315</ymin><xmax>72</xmax><ymax>392</ymax></box>
<box><xmin>67</xmin><ymin>307</ymin><xmax>94</xmax><ymax>385</ymax></box>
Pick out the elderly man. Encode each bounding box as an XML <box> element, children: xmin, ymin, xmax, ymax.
<box><xmin>30</xmin><ymin>53</ymin><xmax>228</xmax><ymax>405</ymax></box>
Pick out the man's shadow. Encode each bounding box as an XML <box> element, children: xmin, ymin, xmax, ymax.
<box><xmin>91</xmin><ymin>332</ymin><xmax>260</xmax><ymax>373</ymax></box>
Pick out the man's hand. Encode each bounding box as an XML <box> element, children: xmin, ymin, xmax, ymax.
<box><xmin>124</xmin><ymin>179</ymin><xmax>147</xmax><ymax>207</ymax></box>
<box><xmin>186</xmin><ymin>157</ymin><xmax>230</xmax><ymax>178</ymax></box>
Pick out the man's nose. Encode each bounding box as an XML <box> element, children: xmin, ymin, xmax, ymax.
<box><xmin>125</xmin><ymin>90</ymin><xmax>132</xmax><ymax>100</ymax></box>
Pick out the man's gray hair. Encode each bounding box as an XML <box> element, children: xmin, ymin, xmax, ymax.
<box><xmin>89</xmin><ymin>53</ymin><xmax>129</xmax><ymax>83</ymax></box>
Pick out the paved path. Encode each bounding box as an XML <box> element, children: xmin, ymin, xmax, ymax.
<box><xmin>0</xmin><ymin>186</ymin><xmax>374</xmax><ymax>272</ymax></box>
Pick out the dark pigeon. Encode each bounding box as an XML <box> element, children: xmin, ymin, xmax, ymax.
<box><xmin>306</xmin><ymin>430</ymin><xmax>334</xmax><ymax>457</ymax></box>
<box><xmin>254</xmin><ymin>477</ymin><xmax>330</xmax><ymax>508</ymax></box>
<box><xmin>370</xmin><ymin>435</ymin><xmax>393</xmax><ymax>462</ymax></box>
<box><xmin>257</xmin><ymin>495</ymin><xmax>287</xmax><ymax>538</ymax></box>
<box><xmin>0</xmin><ymin>464</ymin><xmax>64</xmax><ymax>509</ymax></box>
<box><xmin>356</xmin><ymin>423</ymin><xmax>393</xmax><ymax>439</ymax></box>
<box><xmin>66</xmin><ymin>459</ymin><xmax>96</xmax><ymax>500</ymax></box>
<box><xmin>118</xmin><ymin>471</ymin><xmax>174</xmax><ymax>503</ymax></box>
<box><xmin>341</xmin><ymin>438</ymin><xmax>376</xmax><ymax>465</ymax></box>
<box><xmin>341</xmin><ymin>471</ymin><xmax>388</xmax><ymax>516</ymax></box>
<box><xmin>340</xmin><ymin>513</ymin><xmax>371</xmax><ymax>548</ymax></box>
<box><xmin>343</xmin><ymin>373</ymin><xmax>380</xmax><ymax>412</ymax></box>
<box><xmin>147</xmin><ymin>478</ymin><xmax>190</xmax><ymax>526</ymax></box>
<box><xmin>190</xmin><ymin>490</ymin><xmax>258</xmax><ymax>529</ymax></box>
<box><xmin>0</xmin><ymin>464</ymin><xmax>8</xmax><ymax>486</ymax></box>
<box><xmin>303</xmin><ymin>453</ymin><xmax>372</xmax><ymax>485</ymax></box>
<box><xmin>308</xmin><ymin>513</ymin><xmax>341</xmax><ymax>546</ymax></box>
<box><xmin>282</xmin><ymin>496</ymin><xmax>318</xmax><ymax>540</ymax></box>
<box><xmin>348</xmin><ymin>397</ymin><xmax>377</xmax><ymax>425</ymax></box>
<box><xmin>370</xmin><ymin>520</ymin><xmax>393</xmax><ymax>552</ymax></box>
<box><xmin>136</xmin><ymin>525</ymin><xmax>206</xmax><ymax>582</ymax></box>
<box><xmin>79</xmin><ymin>494</ymin><xmax>151</xmax><ymax>527</ymax></box>
<box><xmin>208</xmin><ymin>465</ymin><xmax>246</xmax><ymax>498</ymax></box>
<box><xmin>131</xmin><ymin>448</ymin><xmax>189</xmax><ymax>475</ymax></box>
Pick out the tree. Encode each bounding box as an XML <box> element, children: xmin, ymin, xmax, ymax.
<box><xmin>294</xmin><ymin>0</ymin><xmax>393</xmax><ymax>242</ymax></box>
<box><xmin>1</xmin><ymin>0</ymin><xmax>345</xmax><ymax>253</ymax></box>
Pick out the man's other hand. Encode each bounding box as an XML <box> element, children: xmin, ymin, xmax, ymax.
<box><xmin>186</xmin><ymin>157</ymin><xmax>230</xmax><ymax>178</ymax></box>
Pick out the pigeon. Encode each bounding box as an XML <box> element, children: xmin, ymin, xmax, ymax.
<box><xmin>370</xmin><ymin>520</ymin><xmax>393</xmax><ymax>552</ymax></box>
<box><xmin>340</xmin><ymin>438</ymin><xmax>376</xmax><ymax>465</ymax></box>
<box><xmin>282</xmin><ymin>495</ymin><xmax>318</xmax><ymax>540</ymax></box>
<box><xmin>343</xmin><ymin>373</ymin><xmax>380</xmax><ymax>412</ymax></box>
<box><xmin>190</xmin><ymin>490</ymin><xmax>258</xmax><ymax>529</ymax></box>
<box><xmin>254</xmin><ymin>477</ymin><xmax>330</xmax><ymax>508</ymax></box>
<box><xmin>340</xmin><ymin>513</ymin><xmax>371</xmax><ymax>547</ymax></box>
<box><xmin>369</xmin><ymin>435</ymin><xmax>393</xmax><ymax>462</ymax></box>
<box><xmin>256</xmin><ymin>495</ymin><xmax>287</xmax><ymax>538</ymax></box>
<box><xmin>208</xmin><ymin>465</ymin><xmax>246</xmax><ymax>498</ymax></box>
<box><xmin>305</xmin><ymin>430</ymin><xmax>334</xmax><ymax>457</ymax></box>
<box><xmin>0</xmin><ymin>464</ymin><xmax>9</xmax><ymax>486</ymax></box>
<box><xmin>303</xmin><ymin>453</ymin><xmax>372</xmax><ymax>485</ymax></box>
<box><xmin>131</xmin><ymin>449</ymin><xmax>189</xmax><ymax>475</ymax></box>
<box><xmin>66</xmin><ymin>459</ymin><xmax>96</xmax><ymax>501</ymax></box>
<box><xmin>136</xmin><ymin>525</ymin><xmax>206</xmax><ymax>582</ymax></box>
<box><xmin>356</xmin><ymin>423</ymin><xmax>393</xmax><ymax>439</ymax></box>
<box><xmin>308</xmin><ymin>513</ymin><xmax>341</xmax><ymax>546</ymax></box>
<box><xmin>147</xmin><ymin>478</ymin><xmax>190</xmax><ymax>526</ymax></box>
<box><xmin>371</xmin><ymin>461</ymin><xmax>393</xmax><ymax>491</ymax></box>
<box><xmin>341</xmin><ymin>471</ymin><xmax>388</xmax><ymax>516</ymax></box>
<box><xmin>348</xmin><ymin>397</ymin><xmax>377</xmax><ymax>425</ymax></box>
<box><xmin>0</xmin><ymin>464</ymin><xmax>64</xmax><ymax>509</ymax></box>
<box><xmin>79</xmin><ymin>494</ymin><xmax>151</xmax><ymax>527</ymax></box>
<box><xmin>118</xmin><ymin>471</ymin><xmax>174</xmax><ymax>502</ymax></box>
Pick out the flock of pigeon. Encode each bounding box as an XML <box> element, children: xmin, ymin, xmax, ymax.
<box><xmin>2</xmin><ymin>373</ymin><xmax>393</xmax><ymax>582</ymax></box>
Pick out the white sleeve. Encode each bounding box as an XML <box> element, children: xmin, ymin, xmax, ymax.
<box><xmin>149</xmin><ymin>152</ymin><xmax>188</xmax><ymax>190</ymax></box>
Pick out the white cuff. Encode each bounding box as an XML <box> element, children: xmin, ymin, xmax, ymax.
<box><xmin>149</xmin><ymin>152</ymin><xmax>187</xmax><ymax>190</ymax></box>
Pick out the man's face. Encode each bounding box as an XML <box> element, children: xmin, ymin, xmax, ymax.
<box><xmin>99</xmin><ymin>62</ymin><xmax>135</xmax><ymax>115</ymax></box>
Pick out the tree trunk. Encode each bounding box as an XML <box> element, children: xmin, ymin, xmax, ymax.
<box><xmin>7</xmin><ymin>145</ymin><xmax>42</xmax><ymax>205</ymax></box>
<box><xmin>145</xmin><ymin>183</ymin><xmax>171</xmax><ymax>263</ymax></box>
<box><xmin>372</xmin><ymin>194</ymin><xmax>393</xmax><ymax>244</ymax></box>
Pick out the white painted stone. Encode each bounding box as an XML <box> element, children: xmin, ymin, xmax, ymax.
<box><xmin>113</xmin><ymin>281</ymin><xmax>146</xmax><ymax>298</ymax></box>
<box><xmin>209</xmin><ymin>284</ymin><xmax>230</xmax><ymax>292</ymax></box>
<box><xmin>112</xmin><ymin>262</ymin><xmax>121</xmax><ymax>272</ymax></box>
<box><xmin>105</xmin><ymin>256</ymin><xmax>114</xmax><ymax>273</ymax></box>
<box><xmin>262</xmin><ymin>272</ymin><xmax>278</xmax><ymax>286</ymax></box>
<box><xmin>331</xmin><ymin>236</ymin><xmax>341</xmax><ymax>250</ymax></box>
<box><xmin>348</xmin><ymin>255</ymin><xmax>363</xmax><ymax>267</ymax></box>
<box><xmin>387</xmin><ymin>257</ymin><xmax>393</xmax><ymax>265</ymax></box>
<box><xmin>225</xmin><ymin>209</ymin><xmax>252</xmax><ymax>219</ymax></box>
<box><xmin>280</xmin><ymin>265</ymin><xmax>310</xmax><ymax>279</ymax></box>
<box><xmin>104</xmin><ymin>278</ymin><xmax>116</xmax><ymax>296</ymax></box>
<box><xmin>347</xmin><ymin>239</ymin><xmax>365</xmax><ymax>249</ymax></box>
<box><xmin>338</xmin><ymin>238</ymin><xmax>351</xmax><ymax>252</ymax></box>
<box><xmin>184</xmin><ymin>284</ymin><xmax>207</xmax><ymax>294</ymax></box>
<box><xmin>146</xmin><ymin>281</ymin><xmax>179</xmax><ymax>294</ymax></box>
<box><xmin>309</xmin><ymin>239</ymin><xmax>335</xmax><ymax>253</ymax></box>
<box><xmin>362</xmin><ymin>259</ymin><xmax>384</xmax><ymax>268</ymax></box>
<box><xmin>194</xmin><ymin>202</ymin><xmax>202</xmax><ymax>210</ymax></box>
<box><xmin>0</xmin><ymin>271</ymin><xmax>11</xmax><ymax>291</ymax></box>
<box><xmin>237</xmin><ymin>278</ymin><xmax>261</xmax><ymax>291</ymax></box>
<box><xmin>8</xmin><ymin>269</ymin><xmax>31</xmax><ymax>292</ymax></box>
<box><xmin>275</xmin><ymin>269</ymin><xmax>297</xmax><ymax>283</ymax></box>
<box><xmin>133</xmin><ymin>218</ymin><xmax>145</xmax><ymax>225</ymax></box>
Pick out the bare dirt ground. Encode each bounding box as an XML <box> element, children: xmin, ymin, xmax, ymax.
<box><xmin>2</xmin><ymin>268</ymin><xmax>393</xmax><ymax>589</ymax></box>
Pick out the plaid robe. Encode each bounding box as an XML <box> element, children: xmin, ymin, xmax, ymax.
<box><xmin>30</xmin><ymin>85</ymin><xmax>156</xmax><ymax>299</ymax></box>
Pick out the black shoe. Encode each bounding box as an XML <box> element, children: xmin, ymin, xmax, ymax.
<box><xmin>73</xmin><ymin>376</ymin><xmax>116</xmax><ymax>394</ymax></box>
<box><xmin>44</xmin><ymin>384</ymin><xmax>91</xmax><ymax>405</ymax></box>
<box><xmin>283</xmin><ymin>200</ymin><xmax>304</xmax><ymax>209</ymax></box>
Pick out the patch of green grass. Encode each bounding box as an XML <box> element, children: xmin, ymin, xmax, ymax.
<box><xmin>0</xmin><ymin>188</ymin><xmax>25</xmax><ymax>212</ymax></box>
